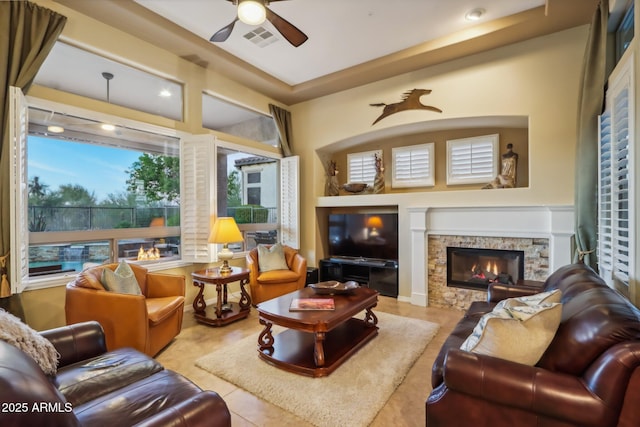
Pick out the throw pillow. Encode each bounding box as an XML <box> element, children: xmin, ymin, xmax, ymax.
<box><xmin>495</xmin><ymin>289</ymin><xmax>562</xmax><ymax>310</ymax></box>
<box><xmin>101</xmin><ymin>261</ymin><xmax>142</xmax><ymax>295</ymax></box>
<box><xmin>0</xmin><ymin>309</ymin><xmax>59</xmax><ymax>376</ymax></box>
<box><xmin>460</xmin><ymin>302</ymin><xmax>562</xmax><ymax>365</ymax></box>
<box><xmin>257</xmin><ymin>243</ymin><xmax>289</xmax><ymax>272</ymax></box>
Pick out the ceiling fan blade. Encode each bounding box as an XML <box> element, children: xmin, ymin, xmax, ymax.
<box><xmin>210</xmin><ymin>18</ymin><xmax>238</xmax><ymax>42</ymax></box>
<box><xmin>265</xmin><ymin>7</ymin><xmax>308</xmax><ymax>47</ymax></box>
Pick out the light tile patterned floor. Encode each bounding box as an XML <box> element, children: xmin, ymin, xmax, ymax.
<box><xmin>155</xmin><ymin>296</ymin><xmax>463</xmax><ymax>427</ymax></box>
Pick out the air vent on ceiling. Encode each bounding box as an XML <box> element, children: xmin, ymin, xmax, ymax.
<box><xmin>243</xmin><ymin>26</ymin><xmax>279</xmax><ymax>47</ymax></box>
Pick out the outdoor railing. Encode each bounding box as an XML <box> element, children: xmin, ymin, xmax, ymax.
<box><xmin>29</xmin><ymin>205</ymin><xmax>277</xmax><ymax>232</ymax></box>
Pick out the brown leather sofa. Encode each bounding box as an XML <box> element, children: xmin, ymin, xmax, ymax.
<box><xmin>246</xmin><ymin>244</ymin><xmax>307</xmax><ymax>304</ymax></box>
<box><xmin>427</xmin><ymin>263</ymin><xmax>640</xmax><ymax>427</ymax></box>
<box><xmin>0</xmin><ymin>321</ymin><xmax>231</xmax><ymax>427</ymax></box>
<box><xmin>66</xmin><ymin>263</ymin><xmax>184</xmax><ymax>356</ymax></box>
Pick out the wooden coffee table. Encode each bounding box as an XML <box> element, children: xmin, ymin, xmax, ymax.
<box><xmin>256</xmin><ymin>286</ymin><xmax>379</xmax><ymax>377</ymax></box>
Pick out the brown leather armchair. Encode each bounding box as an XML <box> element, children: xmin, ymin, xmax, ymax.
<box><xmin>246</xmin><ymin>244</ymin><xmax>307</xmax><ymax>304</ymax></box>
<box><xmin>66</xmin><ymin>263</ymin><xmax>185</xmax><ymax>356</ymax></box>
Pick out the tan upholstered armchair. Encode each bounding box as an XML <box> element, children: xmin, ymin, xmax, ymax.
<box><xmin>65</xmin><ymin>263</ymin><xmax>185</xmax><ymax>356</ymax></box>
<box><xmin>246</xmin><ymin>244</ymin><xmax>307</xmax><ymax>305</ymax></box>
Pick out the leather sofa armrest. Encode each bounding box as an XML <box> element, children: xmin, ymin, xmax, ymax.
<box><xmin>246</xmin><ymin>252</ymin><xmax>260</xmax><ymax>283</ymax></box>
<box><xmin>40</xmin><ymin>321</ymin><xmax>107</xmax><ymax>368</ymax></box>
<box><xmin>291</xmin><ymin>253</ymin><xmax>307</xmax><ymax>276</ymax></box>
<box><xmin>146</xmin><ymin>272</ymin><xmax>185</xmax><ymax>298</ymax></box>
<box><xmin>133</xmin><ymin>391</ymin><xmax>231</xmax><ymax>427</ymax></box>
<box><xmin>486</xmin><ymin>283</ymin><xmax>542</xmax><ymax>302</ymax></box>
<box><xmin>441</xmin><ymin>349</ymin><xmax>613</xmax><ymax>427</ymax></box>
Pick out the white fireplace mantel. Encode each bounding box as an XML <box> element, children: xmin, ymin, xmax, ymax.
<box><xmin>407</xmin><ymin>205</ymin><xmax>575</xmax><ymax>306</ymax></box>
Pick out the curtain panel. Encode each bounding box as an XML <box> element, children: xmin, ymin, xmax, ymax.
<box><xmin>573</xmin><ymin>0</ymin><xmax>609</xmax><ymax>269</ymax></box>
<box><xmin>269</xmin><ymin>104</ymin><xmax>293</xmax><ymax>157</ymax></box>
<box><xmin>0</xmin><ymin>1</ymin><xmax>66</xmax><ymax>299</ymax></box>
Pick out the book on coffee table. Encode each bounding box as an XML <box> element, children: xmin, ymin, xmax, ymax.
<box><xmin>289</xmin><ymin>298</ymin><xmax>335</xmax><ymax>311</ymax></box>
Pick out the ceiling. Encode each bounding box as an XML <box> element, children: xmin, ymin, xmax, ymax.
<box><xmin>53</xmin><ymin>0</ymin><xmax>599</xmax><ymax>105</ymax></box>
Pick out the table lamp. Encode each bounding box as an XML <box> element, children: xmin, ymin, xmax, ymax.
<box><xmin>209</xmin><ymin>217</ymin><xmax>243</xmax><ymax>274</ymax></box>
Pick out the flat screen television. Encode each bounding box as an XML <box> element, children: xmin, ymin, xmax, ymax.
<box><xmin>328</xmin><ymin>213</ymin><xmax>399</xmax><ymax>261</ymax></box>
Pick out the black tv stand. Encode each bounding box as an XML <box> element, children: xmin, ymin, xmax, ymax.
<box><xmin>319</xmin><ymin>257</ymin><xmax>398</xmax><ymax>297</ymax></box>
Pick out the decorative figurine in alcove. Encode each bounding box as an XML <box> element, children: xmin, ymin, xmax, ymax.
<box><xmin>326</xmin><ymin>160</ymin><xmax>340</xmax><ymax>196</ymax></box>
<box><xmin>482</xmin><ymin>143</ymin><xmax>518</xmax><ymax>189</ymax></box>
<box><xmin>373</xmin><ymin>153</ymin><xmax>385</xmax><ymax>194</ymax></box>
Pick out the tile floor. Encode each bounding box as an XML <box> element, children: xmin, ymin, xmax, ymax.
<box><xmin>155</xmin><ymin>296</ymin><xmax>463</xmax><ymax>427</ymax></box>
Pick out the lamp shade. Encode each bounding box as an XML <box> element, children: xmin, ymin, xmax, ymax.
<box><xmin>209</xmin><ymin>217</ymin><xmax>243</xmax><ymax>244</ymax></box>
<box><xmin>366</xmin><ymin>216</ymin><xmax>383</xmax><ymax>229</ymax></box>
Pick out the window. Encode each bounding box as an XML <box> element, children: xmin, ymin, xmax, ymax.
<box><xmin>13</xmin><ymin>96</ymin><xmax>182</xmax><ymax>287</ymax></box>
<box><xmin>598</xmin><ymin>50</ymin><xmax>635</xmax><ymax>291</ymax></box>
<box><xmin>615</xmin><ymin>2</ymin><xmax>634</xmax><ymax>63</ymax></box>
<box><xmin>180</xmin><ymin>139</ymin><xmax>299</xmax><ymax>265</ymax></box>
<box><xmin>202</xmin><ymin>93</ymin><xmax>277</xmax><ymax>147</ymax></box>
<box><xmin>446</xmin><ymin>134</ymin><xmax>498</xmax><ymax>185</ymax></box>
<box><xmin>247</xmin><ymin>188</ymin><xmax>261</xmax><ymax>205</ymax></box>
<box><xmin>347</xmin><ymin>150</ymin><xmax>381</xmax><ymax>185</ymax></box>
<box><xmin>392</xmin><ymin>143</ymin><xmax>435</xmax><ymax>188</ymax></box>
<box><xmin>35</xmin><ymin>42</ymin><xmax>183</xmax><ymax>121</ymax></box>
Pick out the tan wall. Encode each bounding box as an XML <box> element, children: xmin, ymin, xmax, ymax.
<box><xmin>329</xmin><ymin>126</ymin><xmax>529</xmax><ymax>193</ymax></box>
<box><xmin>16</xmin><ymin>2</ymin><xmax>589</xmax><ymax>327</ymax></box>
<box><xmin>291</xmin><ymin>26</ymin><xmax>589</xmax><ymax>272</ymax></box>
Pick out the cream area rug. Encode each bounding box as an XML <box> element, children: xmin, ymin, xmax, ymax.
<box><xmin>195</xmin><ymin>312</ymin><xmax>439</xmax><ymax>427</ymax></box>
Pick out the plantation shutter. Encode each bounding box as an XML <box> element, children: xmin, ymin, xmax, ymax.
<box><xmin>598</xmin><ymin>52</ymin><xmax>634</xmax><ymax>288</ymax></box>
<box><xmin>611</xmin><ymin>73</ymin><xmax>632</xmax><ymax>284</ymax></box>
<box><xmin>280</xmin><ymin>155</ymin><xmax>300</xmax><ymax>249</ymax></box>
<box><xmin>598</xmin><ymin>109</ymin><xmax>613</xmax><ymax>271</ymax></box>
<box><xmin>348</xmin><ymin>150</ymin><xmax>380</xmax><ymax>184</ymax></box>
<box><xmin>392</xmin><ymin>143</ymin><xmax>434</xmax><ymax>188</ymax></box>
<box><xmin>9</xmin><ymin>87</ymin><xmax>29</xmax><ymax>293</ymax></box>
<box><xmin>180</xmin><ymin>134</ymin><xmax>216</xmax><ymax>262</ymax></box>
<box><xmin>446</xmin><ymin>134</ymin><xmax>498</xmax><ymax>185</ymax></box>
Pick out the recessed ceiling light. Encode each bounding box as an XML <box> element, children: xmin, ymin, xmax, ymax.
<box><xmin>465</xmin><ymin>8</ymin><xmax>486</xmax><ymax>21</ymax></box>
<box><xmin>101</xmin><ymin>123</ymin><xmax>115</xmax><ymax>131</ymax></box>
<box><xmin>47</xmin><ymin>125</ymin><xmax>64</xmax><ymax>133</ymax></box>
<box><xmin>159</xmin><ymin>89</ymin><xmax>171</xmax><ymax>97</ymax></box>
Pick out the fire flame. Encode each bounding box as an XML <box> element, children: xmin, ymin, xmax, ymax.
<box><xmin>137</xmin><ymin>246</ymin><xmax>160</xmax><ymax>261</ymax></box>
<box><xmin>486</xmin><ymin>260</ymin><xmax>498</xmax><ymax>275</ymax></box>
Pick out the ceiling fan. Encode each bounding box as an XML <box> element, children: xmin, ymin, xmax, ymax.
<box><xmin>210</xmin><ymin>0</ymin><xmax>308</xmax><ymax>47</ymax></box>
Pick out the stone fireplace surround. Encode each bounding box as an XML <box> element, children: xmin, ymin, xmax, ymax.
<box><xmin>407</xmin><ymin>206</ymin><xmax>574</xmax><ymax>310</ymax></box>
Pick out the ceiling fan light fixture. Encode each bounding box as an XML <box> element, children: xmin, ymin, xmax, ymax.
<box><xmin>465</xmin><ymin>8</ymin><xmax>486</xmax><ymax>21</ymax></box>
<box><xmin>237</xmin><ymin>0</ymin><xmax>266</xmax><ymax>25</ymax></box>
<box><xmin>47</xmin><ymin>125</ymin><xmax>64</xmax><ymax>133</ymax></box>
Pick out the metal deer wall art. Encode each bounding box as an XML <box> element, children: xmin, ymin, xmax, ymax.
<box><xmin>370</xmin><ymin>88</ymin><xmax>442</xmax><ymax>125</ymax></box>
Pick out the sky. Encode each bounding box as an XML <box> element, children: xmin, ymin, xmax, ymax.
<box><xmin>28</xmin><ymin>135</ymin><xmax>141</xmax><ymax>202</ymax></box>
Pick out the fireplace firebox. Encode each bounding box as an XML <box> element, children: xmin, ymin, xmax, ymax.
<box><xmin>447</xmin><ymin>247</ymin><xmax>525</xmax><ymax>291</ymax></box>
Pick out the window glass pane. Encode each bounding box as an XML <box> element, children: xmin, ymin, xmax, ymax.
<box><xmin>203</xmin><ymin>93</ymin><xmax>277</xmax><ymax>146</ymax></box>
<box><xmin>615</xmin><ymin>3</ymin><xmax>634</xmax><ymax>62</ymax></box>
<box><xmin>29</xmin><ymin>241</ymin><xmax>109</xmax><ymax>276</ymax></box>
<box><xmin>247</xmin><ymin>187</ymin><xmax>261</xmax><ymax>205</ymax></box>
<box><xmin>247</xmin><ymin>172</ymin><xmax>261</xmax><ymax>183</ymax></box>
<box><xmin>27</xmin><ymin>106</ymin><xmax>181</xmax><ymax>275</ymax></box>
<box><xmin>216</xmin><ymin>146</ymin><xmax>279</xmax><ymax>253</ymax></box>
<box><xmin>34</xmin><ymin>42</ymin><xmax>183</xmax><ymax>121</ymax></box>
<box><xmin>118</xmin><ymin>236</ymin><xmax>181</xmax><ymax>261</ymax></box>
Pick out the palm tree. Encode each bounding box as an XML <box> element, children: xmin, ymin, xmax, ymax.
<box><xmin>28</xmin><ymin>176</ymin><xmax>48</xmax><ymax>199</ymax></box>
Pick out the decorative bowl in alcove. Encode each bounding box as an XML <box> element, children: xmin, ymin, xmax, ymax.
<box><xmin>342</xmin><ymin>182</ymin><xmax>369</xmax><ymax>193</ymax></box>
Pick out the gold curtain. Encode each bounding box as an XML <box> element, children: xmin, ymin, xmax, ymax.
<box><xmin>269</xmin><ymin>104</ymin><xmax>293</xmax><ymax>157</ymax></box>
<box><xmin>0</xmin><ymin>1</ymin><xmax>66</xmax><ymax>301</ymax></box>
<box><xmin>573</xmin><ymin>0</ymin><xmax>609</xmax><ymax>269</ymax></box>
